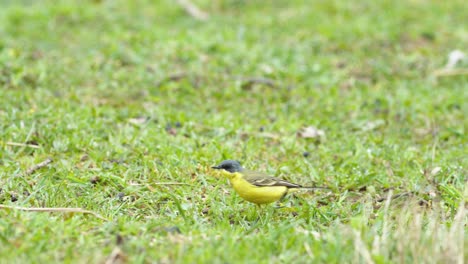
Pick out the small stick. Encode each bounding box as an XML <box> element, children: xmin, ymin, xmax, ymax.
<box><xmin>0</xmin><ymin>205</ymin><xmax>108</xmax><ymax>221</ymax></box>
<box><xmin>155</xmin><ymin>72</ymin><xmax>189</xmax><ymax>87</ymax></box>
<box><xmin>25</xmin><ymin>158</ymin><xmax>53</xmax><ymax>175</ymax></box>
<box><xmin>376</xmin><ymin>192</ymin><xmax>413</xmax><ymax>202</ymax></box>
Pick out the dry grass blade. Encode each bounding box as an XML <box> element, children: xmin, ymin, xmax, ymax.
<box><xmin>128</xmin><ymin>182</ymin><xmax>193</xmax><ymax>186</ymax></box>
<box><xmin>449</xmin><ymin>202</ymin><xmax>466</xmax><ymax>264</ymax></box>
<box><xmin>6</xmin><ymin>141</ymin><xmax>40</xmax><ymax>149</ymax></box>
<box><xmin>238</xmin><ymin>131</ymin><xmax>280</xmax><ymax>140</ymax></box>
<box><xmin>0</xmin><ymin>205</ymin><xmax>108</xmax><ymax>221</ymax></box>
<box><xmin>104</xmin><ymin>247</ymin><xmax>127</xmax><ymax>264</ymax></box>
<box><xmin>152</xmin><ymin>182</ymin><xmax>193</xmax><ymax>186</ymax></box>
<box><xmin>177</xmin><ymin>0</ymin><xmax>209</xmax><ymax>21</ymax></box>
<box><xmin>353</xmin><ymin>230</ymin><xmax>375</xmax><ymax>264</ymax></box>
<box><xmin>433</xmin><ymin>68</ymin><xmax>468</xmax><ymax>77</ymax></box>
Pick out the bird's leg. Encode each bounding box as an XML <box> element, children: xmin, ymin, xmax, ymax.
<box><xmin>274</xmin><ymin>190</ymin><xmax>289</xmax><ymax>209</ymax></box>
<box><xmin>274</xmin><ymin>202</ymin><xmax>286</xmax><ymax>209</ymax></box>
<box><xmin>255</xmin><ymin>204</ymin><xmax>264</xmax><ymax>223</ymax></box>
<box><xmin>265</xmin><ymin>204</ymin><xmax>276</xmax><ymax>224</ymax></box>
<box><xmin>274</xmin><ymin>195</ymin><xmax>288</xmax><ymax>209</ymax></box>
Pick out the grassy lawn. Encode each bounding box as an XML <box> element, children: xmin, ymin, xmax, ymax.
<box><xmin>0</xmin><ymin>0</ymin><xmax>466</xmax><ymax>263</ymax></box>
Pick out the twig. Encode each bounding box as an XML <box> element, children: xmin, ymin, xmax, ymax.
<box><xmin>25</xmin><ymin>158</ymin><xmax>53</xmax><ymax>175</ymax></box>
<box><xmin>6</xmin><ymin>142</ymin><xmax>40</xmax><ymax>149</ymax></box>
<box><xmin>155</xmin><ymin>72</ymin><xmax>190</xmax><ymax>87</ymax></box>
<box><xmin>376</xmin><ymin>192</ymin><xmax>413</xmax><ymax>202</ymax></box>
<box><xmin>0</xmin><ymin>205</ymin><xmax>108</xmax><ymax>221</ymax></box>
<box><xmin>238</xmin><ymin>77</ymin><xmax>278</xmax><ymax>89</ymax></box>
<box><xmin>177</xmin><ymin>0</ymin><xmax>209</xmax><ymax>21</ymax></box>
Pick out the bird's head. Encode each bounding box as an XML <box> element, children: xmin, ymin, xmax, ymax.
<box><xmin>212</xmin><ymin>160</ymin><xmax>243</xmax><ymax>173</ymax></box>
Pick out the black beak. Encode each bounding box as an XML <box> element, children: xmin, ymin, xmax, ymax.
<box><xmin>212</xmin><ymin>166</ymin><xmax>220</xmax><ymax>169</ymax></box>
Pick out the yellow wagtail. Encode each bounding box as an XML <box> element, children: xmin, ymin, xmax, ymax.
<box><xmin>212</xmin><ymin>160</ymin><xmax>318</xmax><ymax>205</ymax></box>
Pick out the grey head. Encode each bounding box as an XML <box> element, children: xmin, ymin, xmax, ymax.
<box><xmin>212</xmin><ymin>160</ymin><xmax>243</xmax><ymax>173</ymax></box>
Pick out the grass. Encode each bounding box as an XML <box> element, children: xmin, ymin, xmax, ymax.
<box><xmin>0</xmin><ymin>0</ymin><xmax>466</xmax><ymax>263</ymax></box>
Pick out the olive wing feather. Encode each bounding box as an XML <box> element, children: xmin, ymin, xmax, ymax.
<box><xmin>242</xmin><ymin>170</ymin><xmax>302</xmax><ymax>188</ymax></box>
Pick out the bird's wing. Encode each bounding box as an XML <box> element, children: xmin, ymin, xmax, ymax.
<box><xmin>243</xmin><ymin>170</ymin><xmax>302</xmax><ymax>188</ymax></box>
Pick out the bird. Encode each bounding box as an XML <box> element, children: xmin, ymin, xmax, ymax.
<box><xmin>212</xmin><ymin>160</ymin><xmax>317</xmax><ymax>205</ymax></box>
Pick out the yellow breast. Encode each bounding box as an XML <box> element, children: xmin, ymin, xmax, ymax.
<box><xmin>228</xmin><ymin>173</ymin><xmax>288</xmax><ymax>205</ymax></box>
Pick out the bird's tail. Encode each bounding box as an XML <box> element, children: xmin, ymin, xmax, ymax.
<box><xmin>288</xmin><ymin>186</ymin><xmax>330</xmax><ymax>193</ymax></box>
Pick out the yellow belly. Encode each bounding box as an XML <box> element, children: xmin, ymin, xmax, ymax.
<box><xmin>229</xmin><ymin>176</ymin><xmax>288</xmax><ymax>205</ymax></box>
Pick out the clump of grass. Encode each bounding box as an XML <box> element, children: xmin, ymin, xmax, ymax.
<box><xmin>350</xmin><ymin>196</ymin><xmax>466</xmax><ymax>263</ymax></box>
